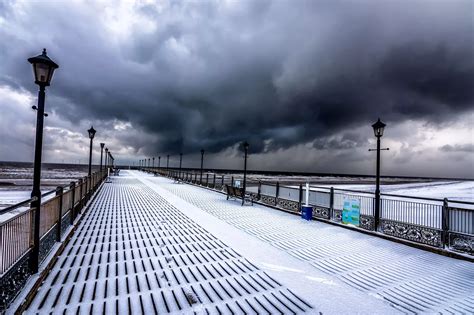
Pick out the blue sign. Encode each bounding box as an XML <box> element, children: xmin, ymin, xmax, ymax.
<box><xmin>342</xmin><ymin>198</ymin><xmax>360</xmax><ymax>226</ymax></box>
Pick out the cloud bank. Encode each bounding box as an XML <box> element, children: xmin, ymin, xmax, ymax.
<box><xmin>0</xmin><ymin>0</ymin><xmax>472</xmax><ymax>177</ymax></box>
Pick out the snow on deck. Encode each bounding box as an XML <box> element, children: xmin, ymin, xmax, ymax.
<box><xmin>150</xmin><ymin>174</ymin><xmax>474</xmax><ymax>314</ymax></box>
<box><xmin>25</xmin><ymin>173</ymin><xmax>314</xmax><ymax>314</ymax></box>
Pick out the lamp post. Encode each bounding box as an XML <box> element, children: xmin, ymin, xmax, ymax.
<box><xmin>87</xmin><ymin>126</ymin><xmax>96</xmax><ymax>176</ymax></box>
<box><xmin>179</xmin><ymin>153</ymin><xmax>183</xmax><ymax>179</ymax></box>
<box><xmin>242</xmin><ymin>142</ymin><xmax>249</xmax><ymax>206</ymax></box>
<box><xmin>153</xmin><ymin>157</ymin><xmax>155</xmax><ymax>169</ymax></box>
<box><xmin>158</xmin><ymin>156</ymin><xmax>161</xmax><ymax>169</ymax></box>
<box><xmin>148</xmin><ymin>158</ymin><xmax>150</xmax><ymax>169</ymax></box>
<box><xmin>200</xmin><ymin>149</ymin><xmax>204</xmax><ymax>184</ymax></box>
<box><xmin>108</xmin><ymin>152</ymin><xmax>113</xmax><ymax>169</ymax></box>
<box><xmin>100</xmin><ymin>143</ymin><xmax>105</xmax><ymax>172</ymax></box>
<box><xmin>28</xmin><ymin>48</ymin><xmax>59</xmax><ymax>273</ymax></box>
<box><xmin>370</xmin><ymin>118</ymin><xmax>388</xmax><ymax>231</ymax></box>
<box><xmin>105</xmin><ymin>148</ymin><xmax>109</xmax><ymax>172</ymax></box>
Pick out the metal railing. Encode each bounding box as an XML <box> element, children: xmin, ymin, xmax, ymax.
<box><xmin>0</xmin><ymin>170</ymin><xmax>108</xmax><ymax>311</ymax></box>
<box><xmin>147</xmin><ymin>167</ymin><xmax>474</xmax><ymax>256</ymax></box>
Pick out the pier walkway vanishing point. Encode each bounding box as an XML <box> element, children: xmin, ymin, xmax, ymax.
<box><xmin>22</xmin><ymin>171</ymin><xmax>473</xmax><ymax>314</ymax></box>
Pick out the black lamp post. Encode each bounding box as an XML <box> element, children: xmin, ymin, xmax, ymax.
<box><xmin>200</xmin><ymin>149</ymin><xmax>204</xmax><ymax>184</ymax></box>
<box><xmin>87</xmin><ymin>126</ymin><xmax>96</xmax><ymax>176</ymax></box>
<box><xmin>148</xmin><ymin>158</ymin><xmax>150</xmax><ymax>169</ymax></box>
<box><xmin>370</xmin><ymin>118</ymin><xmax>388</xmax><ymax>231</ymax></box>
<box><xmin>108</xmin><ymin>152</ymin><xmax>113</xmax><ymax>168</ymax></box>
<box><xmin>242</xmin><ymin>142</ymin><xmax>249</xmax><ymax>206</ymax></box>
<box><xmin>105</xmin><ymin>148</ymin><xmax>109</xmax><ymax>172</ymax></box>
<box><xmin>158</xmin><ymin>156</ymin><xmax>161</xmax><ymax>169</ymax></box>
<box><xmin>100</xmin><ymin>143</ymin><xmax>105</xmax><ymax>172</ymax></box>
<box><xmin>153</xmin><ymin>157</ymin><xmax>155</xmax><ymax>169</ymax></box>
<box><xmin>28</xmin><ymin>48</ymin><xmax>59</xmax><ymax>273</ymax></box>
<box><xmin>179</xmin><ymin>153</ymin><xmax>183</xmax><ymax>179</ymax></box>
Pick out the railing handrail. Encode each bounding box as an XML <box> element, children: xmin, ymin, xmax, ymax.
<box><xmin>0</xmin><ymin>196</ymin><xmax>37</xmax><ymax>215</ymax></box>
<box><xmin>41</xmin><ymin>187</ymin><xmax>62</xmax><ymax>198</ymax></box>
<box><xmin>308</xmin><ymin>185</ymin><xmax>474</xmax><ymax>206</ymax></box>
<box><xmin>0</xmin><ymin>189</ymin><xmax>62</xmax><ymax>217</ymax></box>
<box><xmin>0</xmin><ymin>210</ymin><xmax>34</xmax><ymax>246</ymax></box>
<box><xmin>0</xmin><ymin>170</ymin><xmax>105</xmax><ymax>216</ymax></box>
<box><xmin>157</xmin><ymin>170</ymin><xmax>474</xmax><ymax>206</ymax></box>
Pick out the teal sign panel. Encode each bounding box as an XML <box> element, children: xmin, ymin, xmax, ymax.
<box><xmin>342</xmin><ymin>198</ymin><xmax>360</xmax><ymax>226</ymax></box>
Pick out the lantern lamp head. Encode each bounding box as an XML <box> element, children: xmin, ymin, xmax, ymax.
<box><xmin>88</xmin><ymin>126</ymin><xmax>96</xmax><ymax>139</ymax></box>
<box><xmin>372</xmin><ymin>118</ymin><xmax>386</xmax><ymax>138</ymax></box>
<box><xmin>28</xmin><ymin>49</ymin><xmax>59</xmax><ymax>86</ymax></box>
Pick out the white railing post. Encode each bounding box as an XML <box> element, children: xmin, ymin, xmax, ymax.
<box><xmin>305</xmin><ymin>182</ymin><xmax>310</xmax><ymax>207</ymax></box>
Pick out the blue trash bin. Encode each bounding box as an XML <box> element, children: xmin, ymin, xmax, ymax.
<box><xmin>301</xmin><ymin>205</ymin><xmax>313</xmax><ymax>220</ymax></box>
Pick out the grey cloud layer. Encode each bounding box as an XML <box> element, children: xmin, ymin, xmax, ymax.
<box><xmin>1</xmin><ymin>0</ymin><xmax>472</xmax><ymax>159</ymax></box>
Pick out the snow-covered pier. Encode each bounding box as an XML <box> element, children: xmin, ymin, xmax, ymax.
<box><xmin>19</xmin><ymin>171</ymin><xmax>473</xmax><ymax>314</ymax></box>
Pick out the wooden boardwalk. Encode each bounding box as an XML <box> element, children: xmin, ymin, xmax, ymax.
<box><xmin>24</xmin><ymin>170</ymin><xmax>474</xmax><ymax>314</ymax></box>
<box><xmin>26</xmin><ymin>174</ymin><xmax>313</xmax><ymax>314</ymax></box>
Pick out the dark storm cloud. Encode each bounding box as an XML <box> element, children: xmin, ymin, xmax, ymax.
<box><xmin>312</xmin><ymin>132</ymin><xmax>369</xmax><ymax>151</ymax></box>
<box><xmin>440</xmin><ymin>144</ymin><xmax>474</xmax><ymax>153</ymax></box>
<box><xmin>0</xmin><ymin>0</ymin><xmax>472</xmax><ymax>157</ymax></box>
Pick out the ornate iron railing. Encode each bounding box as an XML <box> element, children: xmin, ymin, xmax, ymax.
<box><xmin>0</xmin><ymin>170</ymin><xmax>107</xmax><ymax>311</ymax></box>
<box><xmin>151</xmin><ymin>167</ymin><xmax>474</xmax><ymax>256</ymax></box>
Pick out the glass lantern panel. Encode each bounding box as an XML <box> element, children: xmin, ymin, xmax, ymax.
<box><xmin>377</xmin><ymin>127</ymin><xmax>384</xmax><ymax>137</ymax></box>
<box><xmin>47</xmin><ymin>67</ymin><xmax>56</xmax><ymax>84</ymax></box>
<box><xmin>35</xmin><ymin>63</ymin><xmax>50</xmax><ymax>84</ymax></box>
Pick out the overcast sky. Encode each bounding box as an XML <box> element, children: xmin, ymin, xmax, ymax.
<box><xmin>0</xmin><ymin>0</ymin><xmax>472</xmax><ymax>178</ymax></box>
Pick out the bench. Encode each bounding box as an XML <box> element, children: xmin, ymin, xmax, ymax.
<box><xmin>225</xmin><ymin>184</ymin><xmax>254</xmax><ymax>205</ymax></box>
